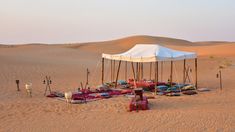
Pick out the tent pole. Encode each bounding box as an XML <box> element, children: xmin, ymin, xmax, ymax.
<box><xmin>150</xmin><ymin>62</ymin><xmax>152</xmax><ymax>80</ymax></box>
<box><xmin>161</xmin><ymin>61</ymin><xmax>163</xmax><ymax>82</ymax></box>
<box><xmin>131</xmin><ymin>62</ymin><xmax>137</xmax><ymax>88</ymax></box>
<box><xmin>111</xmin><ymin>60</ymin><xmax>113</xmax><ymax>82</ymax></box>
<box><xmin>139</xmin><ymin>62</ymin><xmax>141</xmax><ymax>80</ymax></box>
<box><xmin>154</xmin><ymin>62</ymin><xmax>157</xmax><ymax>83</ymax></box>
<box><xmin>195</xmin><ymin>58</ymin><xmax>198</xmax><ymax>89</ymax></box>
<box><xmin>156</xmin><ymin>61</ymin><xmax>159</xmax><ymax>83</ymax></box>
<box><xmin>101</xmin><ymin>58</ymin><xmax>104</xmax><ymax>84</ymax></box>
<box><xmin>131</xmin><ymin>62</ymin><xmax>136</xmax><ymax>80</ymax></box>
<box><xmin>115</xmin><ymin>60</ymin><xmax>122</xmax><ymax>88</ymax></box>
<box><xmin>139</xmin><ymin>63</ymin><xmax>141</xmax><ymax>80</ymax></box>
<box><xmin>183</xmin><ymin>59</ymin><xmax>186</xmax><ymax>84</ymax></box>
<box><xmin>139</xmin><ymin>63</ymin><xmax>140</xmax><ymax>80</ymax></box>
<box><xmin>113</xmin><ymin>60</ymin><xmax>115</xmax><ymax>82</ymax></box>
<box><xmin>155</xmin><ymin>61</ymin><xmax>159</xmax><ymax>95</ymax></box>
<box><xmin>136</xmin><ymin>63</ymin><xmax>139</xmax><ymax>81</ymax></box>
<box><xmin>170</xmin><ymin>61</ymin><xmax>173</xmax><ymax>87</ymax></box>
<box><xmin>142</xmin><ymin>63</ymin><xmax>144</xmax><ymax>80</ymax></box>
<box><xmin>138</xmin><ymin>62</ymin><xmax>140</xmax><ymax>81</ymax></box>
<box><xmin>125</xmin><ymin>61</ymin><xmax>127</xmax><ymax>81</ymax></box>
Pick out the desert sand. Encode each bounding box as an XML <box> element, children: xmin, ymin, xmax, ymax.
<box><xmin>0</xmin><ymin>35</ymin><xmax>235</xmax><ymax>132</ymax></box>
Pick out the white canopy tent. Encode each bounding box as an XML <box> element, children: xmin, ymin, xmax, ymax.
<box><xmin>102</xmin><ymin>44</ymin><xmax>197</xmax><ymax>62</ymax></box>
<box><xmin>101</xmin><ymin>44</ymin><xmax>198</xmax><ymax>90</ymax></box>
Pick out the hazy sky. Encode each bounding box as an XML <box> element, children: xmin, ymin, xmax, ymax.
<box><xmin>0</xmin><ymin>0</ymin><xmax>235</xmax><ymax>44</ymax></box>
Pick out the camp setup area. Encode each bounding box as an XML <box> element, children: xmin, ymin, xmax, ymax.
<box><xmin>101</xmin><ymin>44</ymin><xmax>198</xmax><ymax>95</ymax></box>
<box><xmin>47</xmin><ymin>44</ymin><xmax>201</xmax><ymax>111</ymax></box>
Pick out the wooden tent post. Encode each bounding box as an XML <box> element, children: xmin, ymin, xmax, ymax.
<box><xmin>138</xmin><ymin>62</ymin><xmax>140</xmax><ymax>81</ymax></box>
<box><xmin>111</xmin><ymin>60</ymin><xmax>113</xmax><ymax>82</ymax></box>
<box><xmin>139</xmin><ymin>62</ymin><xmax>141</xmax><ymax>80</ymax></box>
<box><xmin>101</xmin><ymin>58</ymin><xmax>104</xmax><ymax>84</ymax></box>
<box><xmin>154</xmin><ymin>62</ymin><xmax>157</xmax><ymax>83</ymax></box>
<box><xmin>136</xmin><ymin>63</ymin><xmax>139</xmax><ymax>81</ymax></box>
<box><xmin>131</xmin><ymin>62</ymin><xmax>136</xmax><ymax>80</ymax></box>
<box><xmin>141</xmin><ymin>63</ymin><xmax>144</xmax><ymax>80</ymax></box>
<box><xmin>156</xmin><ymin>61</ymin><xmax>159</xmax><ymax>83</ymax></box>
<box><xmin>195</xmin><ymin>58</ymin><xmax>198</xmax><ymax>89</ymax></box>
<box><xmin>170</xmin><ymin>61</ymin><xmax>173</xmax><ymax>87</ymax></box>
<box><xmin>183</xmin><ymin>59</ymin><xmax>186</xmax><ymax>84</ymax></box>
<box><xmin>140</xmin><ymin>63</ymin><xmax>142</xmax><ymax>80</ymax></box>
<box><xmin>155</xmin><ymin>61</ymin><xmax>159</xmax><ymax>95</ymax></box>
<box><xmin>125</xmin><ymin>61</ymin><xmax>127</xmax><ymax>81</ymax></box>
<box><xmin>139</xmin><ymin>62</ymin><xmax>142</xmax><ymax>80</ymax></box>
<box><xmin>161</xmin><ymin>61</ymin><xmax>163</xmax><ymax>82</ymax></box>
<box><xmin>113</xmin><ymin>60</ymin><xmax>116</xmax><ymax>82</ymax></box>
<box><xmin>137</xmin><ymin>62</ymin><xmax>140</xmax><ymax>81</ymax></box>
<box><xmin>131</xmin><ymin>62</ymin><xmax>137</xmax><ymax>88</ymax></box>
<box><xmin>115</xmin><ymin>60</ymin><xmax>122</xmax><ymax>88</ymax></box>
<box><xmin>139</xmin><ymin>63</ymin><xmax>141</xmax><ymax>80</ymax></box>
<box><xmin>150</xmin><ymin>62</ymin><xmax>152</xmax><ymax>80</ymax></box>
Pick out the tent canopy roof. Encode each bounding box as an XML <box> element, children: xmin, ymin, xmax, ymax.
<box><xmin>102</xmin><ymin>44</ymin><xmax>197</xmax><ymax>62</ymax></box>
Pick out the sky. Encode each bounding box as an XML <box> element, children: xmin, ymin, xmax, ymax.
<box><xmin>0</xmin><ymin>0</ymin><xmax>235</xmax><ymax>44</ymax></box>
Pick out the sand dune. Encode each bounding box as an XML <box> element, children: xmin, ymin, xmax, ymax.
<box><xmin>195</xmin><ymin>41</ymin><xmax>234</xmax><ymax>45</ymax></box>
<box><xmin>169</xmin><ymin>43</ymin><xmax>235</xmax><ymax>57</ymax></box>
<box><xmin>68</xmin><ymin>35</ymin><xmax>195</xmax><ymax>53</ymax></box>
<box><xmin>0</xmin><ymin>35</ymin><xmax>235</xmax><ymax>132</ymax></box>
<box><xmin>68</xmin><ymin>35</ymin><xmax>235</xmax><ymax>56</ymax></box>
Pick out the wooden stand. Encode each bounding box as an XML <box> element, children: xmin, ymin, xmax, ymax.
<box><xmin>134</xmin><ymin>88</ymin><xmax>143</xmax><ymax>100</ymax></box>
<box><xmin>185</xmin><ymin>66</ymin><xmax>192</xmax><ymax>83</ymax></box>
<box><xmin>43</xmin><ymin>76</ymin><xmax>52</xmax><ymax>96</ymax></box>
<box><xmin>80</xmin><ymin>82</ymin><xmax>84</xmax><ymax>89</ymax></box>
<box><xmin>217</xmin><ymin>70</ymin><xmax>223</xmax><ymax>90</ymax></box>
<box><xmin>86</xmin><ymin>68</ymin><xmax>90</xmax><ymax>86</ymax></box>
<box><xmin>16</xmin><ymin>80</ymin><xmax>20</xmax><ymax>91</ymax></box>
<box><xmin>219</xmin><ymin>70</ymin><xmax>222</xmax><ymax>90</ymax></box>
